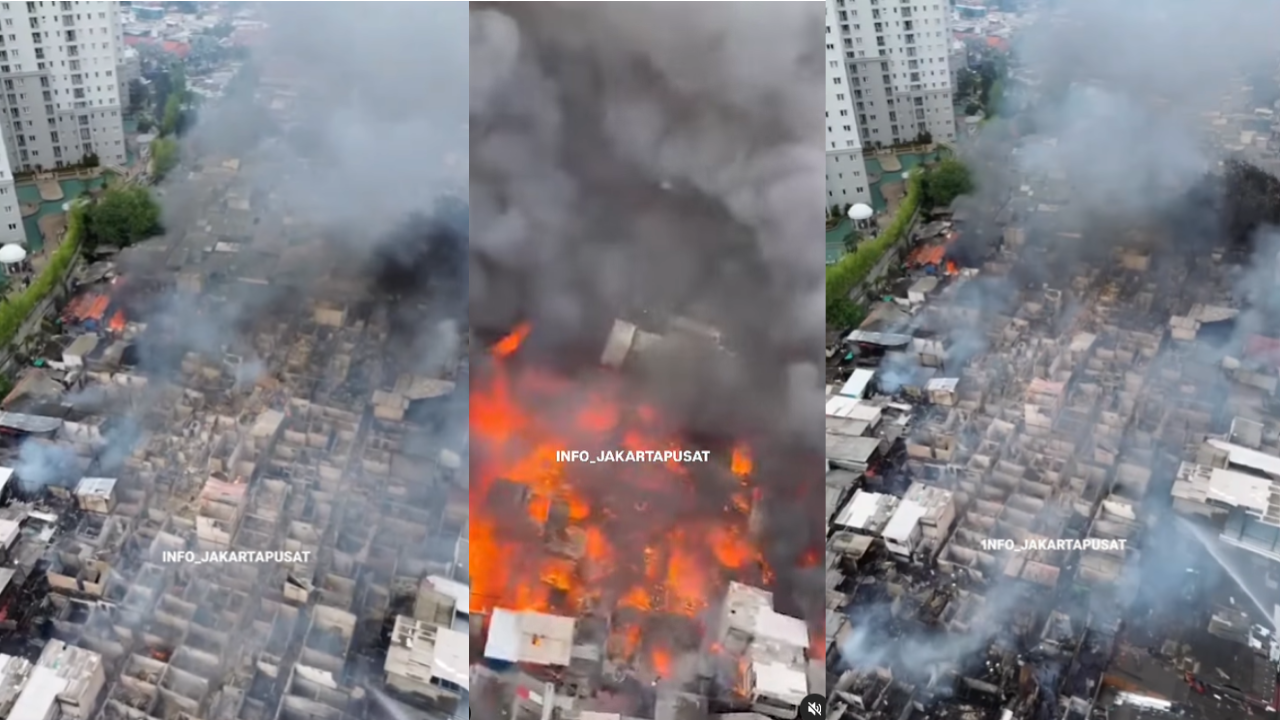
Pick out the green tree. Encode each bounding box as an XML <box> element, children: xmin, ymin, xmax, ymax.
<box><xmin>85</xmin><ymin>186</ymin><xmax>162</xmax><ymax>251</ymax></box>
<box><xmin>827</xmin><ymin>297</ymin><xmax>866</xmax><ymax>332</ymax></box>
<box><xmin>987</xmin><ymin>79</ymin><xmax>1005</xmax><ymax>116</ymax></box>
<box><xmin>921</xmin><ymin>158</ymin><xmax>975</xmax><ymax>209</ymax></box>
<box><xmin>161</xmin><ymin>94</ymin><xmax>182</xmax><ymax>136</ymax></box>
<box><xmin>151</xmin><ymin>137</ymin><xmax>179</xmax><ymax>178</ymax></box>
<box><xmin>170</xmin><ymin>64</ymin><xmax>188</xmax><ymax>100</ymax></box>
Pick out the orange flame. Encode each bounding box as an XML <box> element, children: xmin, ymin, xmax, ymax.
<box><xmin>731</xmin><ymin>445</ymin><xmax>753</xmax><ymax>478</ymax></box>
<box><xmin>492</xmin><ymin>322</ymin><xmax>531</xmax><ymax>358</ymax></box>
<box><xmin>471</xmin><ymin>324</ymin><xmax>775</xmax><ymax>672</ymax></box>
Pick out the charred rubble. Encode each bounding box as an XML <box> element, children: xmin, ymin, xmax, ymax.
<box><xmin>0</xmin><ymin>146</ymin><xmax>469</xmax><ymax>719</ymax></box>
<box><xmin>823</xmin><ymin>156</ymin><xmax>1280</xmax><ymax>718</ymax></box>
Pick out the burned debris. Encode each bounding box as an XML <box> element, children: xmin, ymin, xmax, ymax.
<box><xmin>825</xmin><ymin>148</ymin><xmax>1280</xmax><ymax>719</ymax></box>
<box><xmin>0</xmin><ymin>151</ymin><xmax>469</xmax><ymax>720</ymax></box>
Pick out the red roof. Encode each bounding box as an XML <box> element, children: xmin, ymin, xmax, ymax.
<box><xmin>122</xmin><ymin>36</ymin><xmax>191</xmax><ymax>58</ymax></box>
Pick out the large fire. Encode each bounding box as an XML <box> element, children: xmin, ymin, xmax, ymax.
<box><xmin>471</xmin><ymin>322</ymin><xmax>777</xmax><ymax>669</ymax></box>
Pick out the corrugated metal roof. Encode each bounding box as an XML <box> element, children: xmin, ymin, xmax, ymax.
<box><xmin>0</xmin><ymin>412</ymin><xmax>61</xmax><ymax>434</ymax></box>
<box><xmin>845</xmin><ymin>330</ymin><xmax>913</xmax><ymax>347</ymax></box>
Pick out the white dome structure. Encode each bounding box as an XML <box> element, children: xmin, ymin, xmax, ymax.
<box><xmin>848</xmin><ymin>203</ymin><xmax>874</xmax><ymax>221</ymax></box>
<box><xmin>0</xmin><ymin>244</ymin><xmax>27</xmax><ymax>265</ymax></box>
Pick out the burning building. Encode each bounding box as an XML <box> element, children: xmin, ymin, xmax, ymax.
<box><xmin>471</xmin><ymin>321</ymin><xmax>819</xmax><ymax>717</ymax></box>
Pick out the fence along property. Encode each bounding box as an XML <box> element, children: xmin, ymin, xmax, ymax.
<box><xmin>826</xmin><ymin>173</ymin><xmax>923</xmax><ymax>323</ymax></box>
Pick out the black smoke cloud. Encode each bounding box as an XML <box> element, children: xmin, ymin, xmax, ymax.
<box><xmin>469</xmin><ymin>2</ymin><xmax>824</xmax><ymax>440</ymax></box>
<box><xmin>468</xmin><ymin>0</ymin><xmax>827</xmax><ymax>649</ymax></box>
<box><xmin>138</xmin><ymin>3</ymin><xmax>471</xmax><ymax>369</ymax></box>
<box><xmin>24</xmin><ymin>6</ymin><xmax>470</xmax><ymax>497</ymax></box>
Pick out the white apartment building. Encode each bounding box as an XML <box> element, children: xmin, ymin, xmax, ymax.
<box><xmin>826</xmin><ymin>0</ymin><xmax>956</xmax><ymax>150</ymax></box>
<box><xmin>825</xmin><ymin>0</ymin><xmax>872</xmax><ymax>210</ymax></box>
<box><xmin>0</xmin><ymin>134</ymin><xmax>24</xmax><ymax>244</ymax></box>
<box><xmin>0</xmin><ymin>0</ymin><xmax>126</xmax><ymax>173</ymax></box>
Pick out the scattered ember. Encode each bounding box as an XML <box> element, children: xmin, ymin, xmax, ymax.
<box><xmin>471</xmin><ymin>323</ymin><xmax>773</xmax><ymax>670</ymax></box>
<box><xmin>490</xmin><ymin>321</ymin><xmax>531</xmax><ymax>359</ymax></box>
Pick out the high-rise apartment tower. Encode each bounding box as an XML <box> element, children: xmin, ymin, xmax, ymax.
<box><xmin>0</xmin><ymin>0</ymin><xmax>126</xmax><ymax>173</ymax></box>
<box><xmin>826</xmin><ymin>0</ymin><xmax>956</xmax><ymax>151</ymax></box>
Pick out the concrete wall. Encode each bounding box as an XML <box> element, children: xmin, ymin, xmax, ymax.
<box><xmin>0</xmin><ymin>251</ymin><xmax>84</xmax><ymax>376</ymax></box>
<box><xmin>849</xmin><ymin>210</ymin><xmax>923</xmax><ymax>306</ymax></box>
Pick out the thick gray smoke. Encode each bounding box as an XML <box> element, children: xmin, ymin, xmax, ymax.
<box><xmin>470</xmin><ymin>2</ymin><xmax>824</xmax><ymax>440</ymax></box>
<box><xmin>128</xmin><ymin>3</ymin><xmax>470</xmax><ymax>386</ymax></box>
<box><xmin>468</xmin><ymin>0</ymin><xmax>826</xmax><ymax>681</ymax></box>
<box><xmin>838</xmin><ymin>589</ymin><xmax>1022</xmax><ymax>677</ymax></box>
<box><xmin>193</xmin><ymin>3</ymin><xmax>468</xmax><ymax>232</ymax></box>
<box><xmin>977</xmin><ymin>0</ymin><xmax>1280</xmax><ymax>224</ymax></box>
<box><xmin>14</xmin><ymin>441</ymin><xmax>80</xmax><ymax>489</ymax></box>
<box><xmin>840</xmin><ymin>0</ymin><xmax>1280</xmax><ymax>696</ymax></box>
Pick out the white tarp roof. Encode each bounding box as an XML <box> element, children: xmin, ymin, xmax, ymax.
<box><xmin>838</xmin><ymin>369</ymin><xmax>876</xmax><ymax>399</ymax></box>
